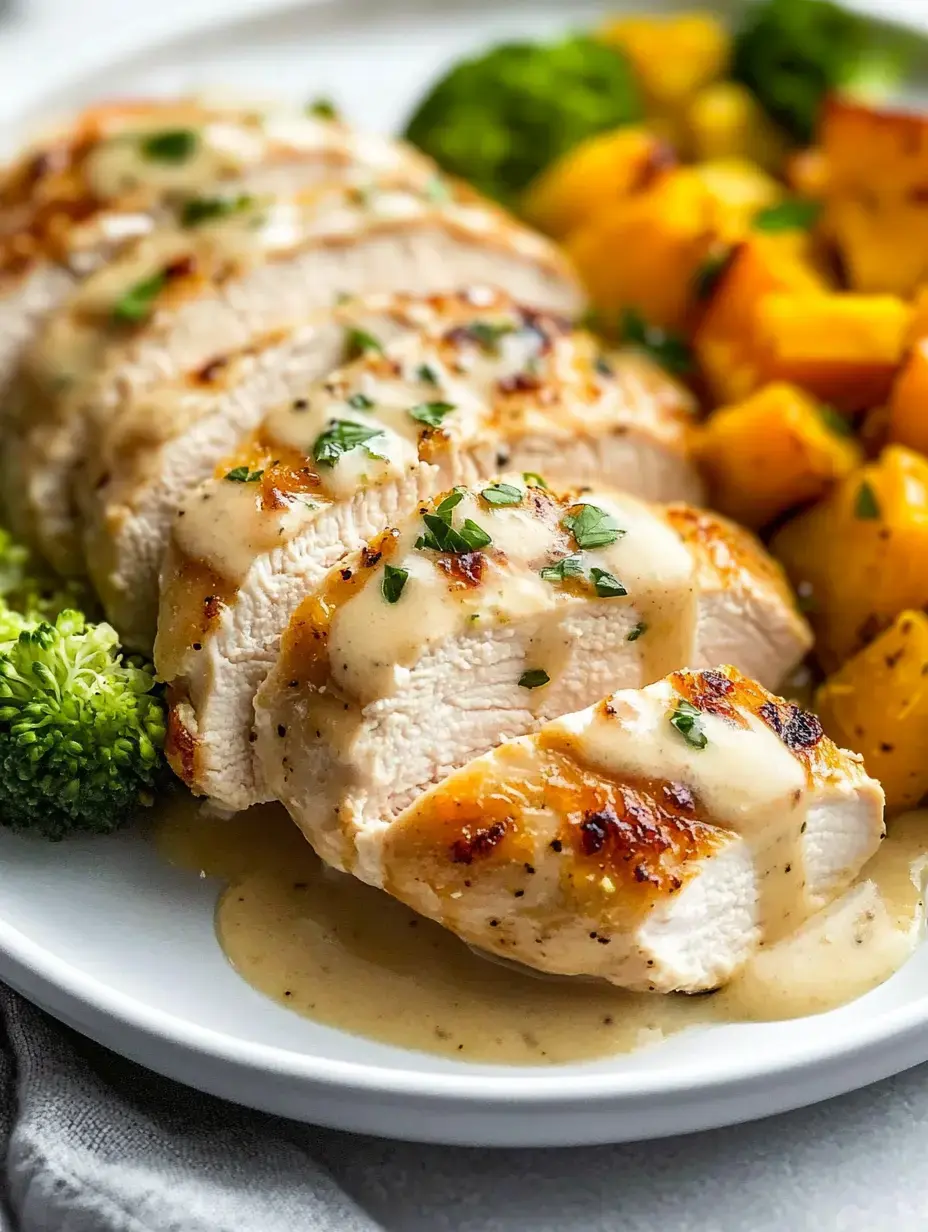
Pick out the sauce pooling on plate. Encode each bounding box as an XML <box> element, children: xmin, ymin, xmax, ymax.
<box><xmin>155</xmin><ymin>796</ymin><xmax>928</xmax><ymax>1065</ymax></box>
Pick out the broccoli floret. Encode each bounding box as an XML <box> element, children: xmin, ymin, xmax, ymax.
<box><xmin>732</xmin><ymin>0</ymin><xmax>911</xmax><ymax>143</ymax></box>
<box><xmin>0</xmin><ymin>608</ymin><xmax>166</xmax><ymax>840</ymax></box>
<box><xmin>404</xmin><ymin>36</ymin><xmax>641</xmax><ymax>205</ymax></box>
<box><xmin>0</xmin><ymin>527</ymin><xmax>93</xmax><ymax>625</ymax></box>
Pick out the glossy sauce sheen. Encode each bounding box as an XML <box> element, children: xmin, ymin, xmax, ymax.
<box><xmin>155</xmin><ymin>796</ymin><xmax>928</xmax><ymax>1066</ymax></box>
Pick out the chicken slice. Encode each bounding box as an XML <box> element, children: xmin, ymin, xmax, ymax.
<box><xmin>7</xmin><ymin>178</ymin><xmax>581</xmax><ymax>573</ymax></box>
<box><xmin>79</xmin><ymin>291</ymin><xmax>582</xmax><ymax>650</ymax></box>
<box><xmin>274</xmin><ymin>665</ymin><xmax>883</xmax><ymax>993</ymax></box>
<box><xmin>0</xmin><ymin>95</ymin><xmax>439</xmax><ymax>469</ymax></box>
<box><xmin>155</xmin><ymin>308</ymin><xmax>703</xmax><ymax>810</ymax></box>
<box><xmin>254</xmin><ymin>480</ymin><xmax>812</xmax><ymax>873</ymax></box>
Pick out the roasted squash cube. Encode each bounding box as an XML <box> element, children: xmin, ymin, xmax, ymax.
<box><xmin>599</xmin><ymin>11</ymin><xmax>730</xmax><ymax>109</ymax></box>
<box><xmin>816</xmin><ymin>611</ymin><xmax>928</xmax><ymax>813</ymax></box>
<box><xmin>687</xmin><ymin>81</ymin><xmax>790</xmax><ymax>173</ymax></box>
<box><xmin>888</xmin><ymin>341</ymin><xmax>928</xmax><ymax>457</ymax></box>
<box><xmin>566</xmin><ymin>168</ymin><xmax>717</xmax><ymax>330</ymax></box>
<box><xmin>693</xmin><ymin>236</ymin><xmax>825</xmax><ymax>405</ymax></box>
<box><xmin>821</xmin><ymin>98</ymin><xmax>928</xmax><ymax>297</ymax></box>
<box><xmin>755</xmin><ymin>293</ymin><xmax>911</xmax><ymax>413</ymax></box>
<box><xmin>698</xmin><ymin>382</ymin><xmax>861</xmax><ymax>529</ymax></box>
<box><xmin>693</xmin><ymin>158</ymin><xmax>784</xmax><ymax>242</ymax></box>
<box><xmin>521</xmin><ymin>127</ymin><xmax>674</xmax><ymax>240</ymax></box>
<box><xmin>773</xmin><ymin>446</ymin><xmax>928</xmax><ymax>671</ymax></box>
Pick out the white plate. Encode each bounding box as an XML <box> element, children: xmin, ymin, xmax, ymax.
<box><xmin>1</xmin><ymin>0</ymin><xmax>928</xmax><ymax>1148</ymax></box>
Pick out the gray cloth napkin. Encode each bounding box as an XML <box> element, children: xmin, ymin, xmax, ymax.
<box><xmin>0</xmin><ymin>986</ymin><xmax>380</xmax><ymax>1232</ymax></box>
<box><xmin>7</xmin><ymin>978</ymin><xmax>928</xmax><ymax>1232</ymax></box>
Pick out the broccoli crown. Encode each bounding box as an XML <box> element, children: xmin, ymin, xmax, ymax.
<box><xmin>0</xmin><ymin>609</ymin><xmax>166</xmax><ymax>840</ymax></box>
<box><xmin>732</xmin><ymin>0</ymin><xmax>908</xmax><ymax>143</ymax></box>
<box><xmin>404</xmin><ymin>35</ymin><xmax>640</xmax><ymax>205</ymax></box>
<box><xmin>0</xmin><ymin>527</ymin><xmax>93</xmax><ymax>625</ymax></box>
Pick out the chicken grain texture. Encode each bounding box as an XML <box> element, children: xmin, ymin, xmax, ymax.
<box><xmin>372</xmin><ymin>667</ymin><xmax>882</xmax><ymax>993</ymax></box>
<box><xmin>254</xmin><ymin>482</ymin><xmax>812</xmax><ymax>886</ymax></box>
<box><xmin>0</xmin><ymin>97</ymin><xmax>441</xmax><ymax>542</ymax></box>
<box><xmin>10</xmin><ymin>170</ymin><xmax>579</xmax><ymax>577</ymax></box>
<box><xmin>156</xmin><ymin>307</ymin><xmax>704</xmax><ymax>810</ymax></box>
<box><xmin>81</xmin><ymin>290</ymin><xmax>572</xmax><ymax>650</ymax></box>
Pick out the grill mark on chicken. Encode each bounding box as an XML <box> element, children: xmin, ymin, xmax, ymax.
<box><xmin>449</xmin><ymin>819</ymin><xmax>509</xmax><ymax>865</ymax></box>
<box><xmin>165</xmin><ymin>698</ymin><xmax>199</xmax><ymax>787</ymax></box>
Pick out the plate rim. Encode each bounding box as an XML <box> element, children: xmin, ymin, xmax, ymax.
<box><xmin>3</xmin><ymin>893</ymin><xmax>928</xmax><ymax>1107</ymax></box>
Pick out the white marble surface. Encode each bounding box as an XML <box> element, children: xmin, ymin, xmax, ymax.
<box><xmin>2</xmin><ymin>0</ymin><xmax>928</xmax><ymax>1227</ymax></box>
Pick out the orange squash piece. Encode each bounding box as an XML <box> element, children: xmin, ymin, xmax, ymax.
<box><xmin>772</xmin><ymin>445</ymin><xmax>928</xmax><ymax>671</ymax></box>
<box><xmin>888</xmin><ymin>340</ymin><xmax>928</xmax><ymax>457</ymax></box>
<box><xmin>755</xmin><ymin>292</ymin><xmax>911</xmax><ymax>413</ymax></box>
<box><xmin>598</xmin><ymin>11</ymin><xmax>730</xmax><ymax>110</ymax></box>
<box><xmin>698</xmin><ymin>382</ymin><xmax>861</xmax><ymax>529</ymax></box>
<box><xmin>693</xmin><ymin>235</ymin><xmax>824</xmax><ymax>405</ymax></box>
<box><xmin>521</xmin><ymin>127</ymin><xmax>674</xmax><ymax>240</ymax></box>
<box><xmin>820</xmin><ymin>98</ymin><xmax>928</xmax><ymax>297</ymax></box>
<box><xmin>566</xmin><ymin>168</ymin><xmax>717</xmax><ymax>331</ymax></box>
<box><xmin>816</xmin><ymin>611</ymin><xmax>928</xmax><ymax>814</ymax></box>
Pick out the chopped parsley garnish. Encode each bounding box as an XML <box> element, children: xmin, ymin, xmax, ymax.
<box><xmin>224</xmin><ymin>466</ymin><xmax>264</xmax><ymax>483</ymax></box>
<box><xmin>424</xmin><ymin>175</ymin><xmax>451</xmax><ymax>203</ymax></box>
<box><xmin>381</xmin><ymin>564</ymin><xmax>408</xmax><ymax>604</ymax></box>
<box><xmin>111</xmin><ymin>271</ymin><xmax>167</xmax><ymax>324</ymax></box>
<box><xmin>345</xmin><ymin>327</ymin><xmax>383</xmax><ymax>359</ymax></box>
<box><xmin>594</xmin><ymin>354</ymin><xmax>614</xmax><ymax>378</ymax></box>
<box><xmin>347</xmin><ymin>392</ymin><xmax>374</xmax><ymax>411</ymax></box>
<box><xmin>312</xmin><ymin>420</ymin><xmax>387</xmax><ymax>467</ymax></box>
<box><xmin>307</xmin><ymin>97</ymin><xmax>339</xmax><ymax>119</ymax></box>
<box><xmin>523</xmin><ymin>471</ymin><xmax>547</xmax><ymax>489</ymax></box>
<box><xmin>540</xmin><ymin>555</ymin><xmax>627</xmax><ymax>597</ymax></box>
<box><xmin>818</xmin><ymin>405</ymin><xmax>853</xmax><ymax>438</ymax></box>
<box><xmin>753</xmin><ymin>199</ymin><xmax>822</xmax><ymax>234</ymax></box>
<box><xmin>563</xmin><ymin>504</ymin><xmax>623</xmax><ymax>551</ymax></box>
<box><xmin>627</xmin><ymin>621</ymin><xmax>647</xmax><ymax>642</ymax></box>
<box><xmin>408</xmin><ymin>401</ymin><xmax>456</xmax><ymax>428</ymax></box>
<box><xmin>670</xmin><ymin>699</ymin><xmax>707</xmax><ymax>750</ymax></box>
<box><xmin>692</xmin><ymin>249</ymin><xmax>732</xmax><ymax>301</ymax></box>
<box><xmin>467</xmin><ymin>320</ymin><xmax>516</xmax><ymax>355</ymax></box>
<box><xmin>416</xmin><ymin>363</ymin><xmax>439</xmax><ymax>385</ymax></box>
<box><xmin>180</xmin><ymin>193</ymin><xmax>254</xmax><ymax>227</ymax></box>
<box><xmin>590</xmin><ymin>568</ymin><xmax>627</xmax><ymax>598</ymax></box>
<box><xmin>140</xmin><ymin>129</ymin><xmax>198</xmax><ymax>163</ymax></box>
<box><xmin>620</xmin><ymin>308</ymin><xmax>693</xmax><ymax>378</ymax></box>
<box><xmin>519</xmin><ymin>669</ymin><xmax>550</xmax><ymax>689</ymax></box>
<box><xmin>415</xmin><ymin>490</ymin><xmax>491</xmax><ymax>553</ymax></box>
<box><xmin>480</xmin><ymin>483</ymin><xmax>522</xmax><ymax>507</ymax></box>
<box><xmin>435</xmin><ymin>490</ymin><xmax>465</xmax><ymax>516</ymax></box>
<box><xmin>540</xmin><ymin>554</ymin><xmax>585</xmax><ymax>583</ymax></box>
<box><xmin>855</xmin><ymin>479</ymin><xmax>881</xmax><ymax>520</ymax></box>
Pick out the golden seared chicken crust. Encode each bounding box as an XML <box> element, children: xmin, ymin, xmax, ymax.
<box><xmin>373</xmin><ymin>666</ymin><xmax>884</xmax><ymax>992</ymax></box>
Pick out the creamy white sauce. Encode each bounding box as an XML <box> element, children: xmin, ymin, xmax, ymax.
<box><xmin>174</xmin><ymin>479</ymin><xmax>320</xmax><ymax>587</ymax></box>
<box><xmin>153</xmin><ymin>798</ymin><xmax>928</xmax><ymax>1065</ymax></box>
<box><xmin>172</xmin><ymin>314</ymin><xmax>629</xmax><ymax>583</ymax></box>
<box><xmin>549</xmin><ymin>679</ymin><xmax>826</xmax><ymax>942</ymax></box>
<box><xmin>327</xmin><ymin>485</ymin><xmax>699</xmax><ymax>709</ymax></box>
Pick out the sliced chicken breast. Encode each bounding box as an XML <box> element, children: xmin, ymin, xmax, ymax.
<box><xmin>277</xmin><ymin>665</ymin><xmax>883</xmax><ymax>993</ymax></box>
<box><xmin>7</xmin><ymin>179</ymin><xmax>581</xmax><ymax>573</ymax></box>
<box><xmin>254</xmin><ymin>479</ymin><xmax>812</xmax><ymax>867</ymax></box>
<box><xmin>155</xmin><ymin>307</ymin><xmax>703</xmax><ymax>810</ymax></box>
<box><xmin>79</xmin><ymin>291</ymin><xmax>580</xmax><ymax>650</ymax></box>
<box><xmin>0</xmin><ymin>95</ymin><xmax>438</xmax><ymax>440</ymax></box>
<box><xmin>0</xmin><ymin>96</ymin><xmax>436</xmax><ymax>351</ymax></box>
